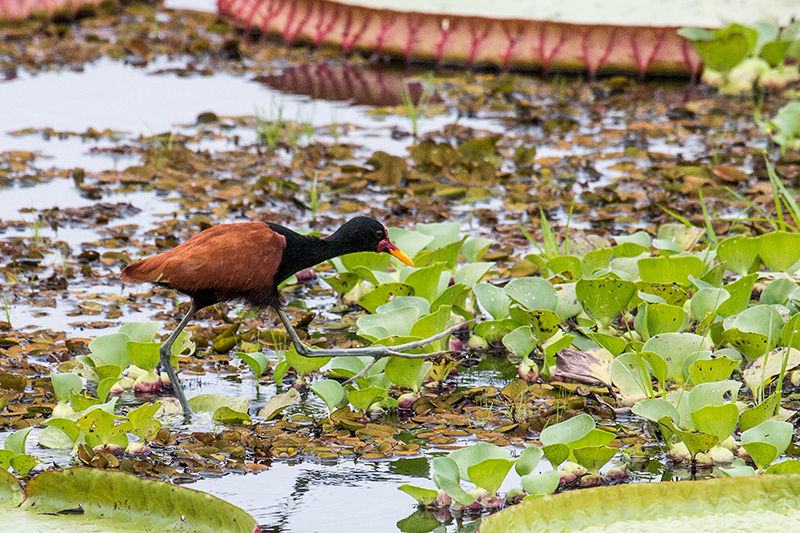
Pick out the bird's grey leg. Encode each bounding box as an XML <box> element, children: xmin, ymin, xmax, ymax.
<box><xmin>159</xmin><ymin>301</ymin><xmax>198</xmax><ymax>416</ymax></box>
<box><xmin>276</xmin><ymin>308</ymin><xmax>484</xmax><ymax>360</ymax></box>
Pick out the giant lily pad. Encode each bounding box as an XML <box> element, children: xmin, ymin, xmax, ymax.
<box><xmin>0</xmin><ymin>467</ymin><xmax>260</xmax><ymax>532</ymax></box>
<box><xmin>481</xmin><ymin>474</ymin><xmax>800</xmax><ymax>533</ymax></box>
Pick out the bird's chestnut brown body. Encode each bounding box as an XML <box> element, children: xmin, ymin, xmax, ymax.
<box><xmin>121</xmin><ymin>217</ymin><xmax>414</xmax><ymax>311</ymax></box>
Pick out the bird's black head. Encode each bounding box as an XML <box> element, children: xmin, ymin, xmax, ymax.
<box><xmin>332</xmin><ymin>217</ymin><xmax>414</xmax><ymax>266</ymax></box>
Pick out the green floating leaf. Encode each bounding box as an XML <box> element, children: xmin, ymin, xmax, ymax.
<box><xmin>520</xmin><ymin>470</ymin><xmax>560</xmax><ymax>498</ymax></box>
<box><xmin>3</xmin><ymin>428</ymin><xmax>32</xmax><ymax>456</ymax></box>
<box><xmin>505</xmin><ymin>277</ymin><xmax>558</xmax><ymax>312</ymax></box>
<box><xmin>503</xmin><ymin>326</ymin><xmax>537</xmax><ymax>358</ymax></box>
<box><xmin>398</xmin><ymin>484</ymin><xmax>438</xmax><ymax>506</ymax></box>
<box><xmin>742</xmin><ymin>347</ymin><xmax>800</xmax><ymax>400</ymax></box>
<box><xmin>739</xmin><ymin>392</ymin><xmax>780</xmax><ymax>432</ymax></box>
<box><xmin>9</xmin><ymin>455</ymin><xmax>36</xmax><ymax>476</ymax></box>
<box><xmin>658</xmin><ymin>417</ymin><xmax>718</xmax><ymax>457</ymax></box>
<box><xmin>357</xmin><ymin>283</ymin><xmax>415</xmax><ymax>313</ymax></box>
<box><xmin>118</xmin><ymin>322</ymin><xmax>161</xmax><ymax>343</ymax></box>
<box><xmin>468</xmin><ymin>458</ymin><xmax>515</xmax><ymax>495</ymax></box>
<box><xmin>576</xmin><ymin>277</ymin><xmax>636</xmax><ymax>327</ymax></box>
<box><xmin>643</xmin><ymin>332</ymin><xmax>712</xmax><ymax>384</ymax></box>
<box><xmin>432</xmin><ymin>457</ymin><xmax>472</xmax><ymax>506</ymax></box>
<box><xmin>632</xmin><ymin>398</ymin><xmax>680</xmax><ymax>427</ymax></box>
<box><xmin>638</xmin><ymin>255</ymin><xmax>704</xmax><ymax>285</ymax></box>
<box><xmin>257</xmin><ymin>389</ymin><xmax>300</xmax><ymax>420</ymax></box>
<box><xmin>691</xmin><ymin>403</ymin><xmax>739</xmax><ymax>442</ymax></box>
<box><xmin>50</xmin><ymin>372</ymin><xmax>83</xmax><ymax>403</ymax></box>
<box><xmin>572</xmin><ymin>446</ymin><xmax>617</xmax><ymax>475</ymax></box>
<box><xmin>285</xmin><ymin>344</ymin><xmax>331</xmax><ymax>376</ymax></box>
<box><xmin>126</xmin><ymin>341</ymin><xmax>161</xmax><ymax>373</ymax></box>
<box><xmin>540</xmin><ymin>413</ymin><xmax>594</xmax><ymax>447</ymax></box>
<box><xmin>514</xmin><ymin>446</ymin><xmax>544</xmax><ymax>477</ymax></box>
<box><xmin>213</xmin><ymin>406</ymin><xmax>252</xmax><ymax>425</ymax></box>
<box><xmin>310</xmin><ymin>379</ymin><xmax>348</xmax><ymax>412</ymax></box>
<box><xmin>188</xmin><ymin>394</ymin><xmax>249</xmax><ymax>415</ymax></box>
<box><xmin>758</xmin><ymin>232</ymin><xmax>800</xmax><ymax>272</ymax></box>
<box><xmin>454</xmin><ymin>262</ymin><xmax>493</xmax><ymax>288</ymax></box>
<box><xmin>347</xmin><ymin>385</ymin><xmax>387</xmax><ymax>412</ymax></box>
<box><xmin>234</xmin><ymin>351</ymin><xmax>269</xmax><ymax>377</ymax></box>
<box><xmin>717</xmin><ymin>236</ymin><xmax>760</xmax><ymax>276</ymax></box>
<box><xmin>322</xmin><ymin>271</ymin><xmax>359</xmax><ymax>295</ymax></box>
<box><xmin>462</xmin><ymin>237</ymin><xmax>493</xmax><ymax>263</ymax></box>
<box><xmin>448</xmin><ymin>441</ymin><xmax>510</xmax><ymax>482</ymax></box>
<box><xmin>385</xmin><ymin>357</ymin><xmax>433</xmax><ymax>394</ymax></box>
<box><xmin>481</xmin><ymin>474</ymin><xmax>800</xmax><ymax>533</ymax></box>
<box><xmin>404</xmin><ymin>263</ymin><xmax>448</xmax><ymax>303</ymax></box>
<box><xmin>688</xmin><ymin>356</ymin><xmax>739</xmax><ymax>385</ymax></box>
<box><xmin>88</xmin><ymin>333</ymin><xmax>131</xmax><ymax>369</ymax></box>
<box><xmin>474</xmin><ymin>283</ymin><xmax>510</xmax><ymax>320</ymax></box>
<box><xmin>741</xmin><ymin>420</ymin><xmax>794</xmax><ymax>471</ymax></box>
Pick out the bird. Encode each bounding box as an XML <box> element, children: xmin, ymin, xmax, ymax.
<box><xmin>121</xmin><ymin>216</ymin><xmax>417</xmax><ymax>415</ymax></box>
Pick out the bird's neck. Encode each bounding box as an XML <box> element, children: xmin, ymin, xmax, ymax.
<box><xmin>271</xmin><ymin>225</ymin><xmax>359</xmax><ymax>285</ymax></box>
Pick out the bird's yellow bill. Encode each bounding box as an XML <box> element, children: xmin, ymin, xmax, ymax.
<box><xmin>389</xmin><ymin>247</ymin><xmax>414</xmax><ymax>267</ymax></box>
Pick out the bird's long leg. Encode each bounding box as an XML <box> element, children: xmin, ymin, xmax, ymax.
<box><xmin>276</xmin><ymin>308</ymin><xmax>483</xmax><ymax>359</ymax></box>
<box><xmin>159</xmin><ymin>301</ymin><xmax>198</xmax><ymax>416</ymax></box>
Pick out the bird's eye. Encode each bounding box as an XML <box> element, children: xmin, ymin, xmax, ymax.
<box><xmin>376</xmin><ymin>229</ymin><xmax>384</xmax><ymax>239</ymax></box>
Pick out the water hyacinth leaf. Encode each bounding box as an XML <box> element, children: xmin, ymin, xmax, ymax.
<box><xmin>93</xmin><ymin>364</ymin><xmax>122</xmax><ymax>381</ymax></box>
<box><xmin>448</xmin><ymin>441</ymin><xmax>510</xmax><ymax>481</ymax></box>
<box><xmin>397</xmin><ymin>484</ymin><xmax>438</xmax><ymax>506</ymax></box>
<box><xmin>404</xmin><ymin>263</ymin><xmax>447</xmax><ymax>303</ymax></box>
<box><xmin>723</xmin><ymin>329</ymin><xmax>772</xmax><ymax>362</ymax></box>
<box><xmin>76</xmin><ymin>409</ymin><xmax>129</xmax><ymax>448</ymax></box>
<box><xmin>340</xmin><ymin>251</ymin><xmax>390</xmax><ymax>273</ymax></box>
<box><xmin>322</xmin><ymin>271</ymin><xmax>359</xmax><ymax>295</ymax></box>
<box><xmin>631</xmin><ymin>398</ymin><xmax>680</xmax><ymax>426</ymax></box>
<box><xmin>657</xmin><ymin>223</ymin><xmax>705</xmax><ymax>252</ymax></box>
<box><xmin>761</xmin><ymin>278</ymin><xmax>798</xmax><ymax>306</ymax></box>
<box><xmin>758</xmin><ymin>232</ymin><xmax>800</xmax><ymax>272</ymax></box>
<box><xmin>377</xmin><ymin>296</ymin><xmax>430</xmax><ymax>316</ymax></box>
<box><xmin>188</xmin><ymin>394</ymin><xmax>249</xmax><ymax>414</ymax></box>
<box><xmin>638</xmin><ymin>255</ymin><xmax>704</xmax><ymax>285</ymax></box>
<box><xmin>568</xmin><ymin>429</ymin><xmax>617</xmax><ymax>451</ymax></box>
<box><xmin>688</xmin><ymin>380</ymin><xmax>741</xmax><ymax>411</ymax></box>
<box><xmin>694</xmin><ymin>24</ymin><xmax>758</xmax><ymax>73</ymax></box>
<box><xmin>658</xmin><ymin>417</ymin><xmax>718</xmax><ymax>457</ymax></box>
<box><xmin>540</xmin><ymin>413</ymin><xmax>595</xmax><ymax>447</ymax></box>
<box><xmin>388</xmin><ymin>228</ymin><xmax>434</xmax><ymax>263</ymax></box>
<box><xmin>357</xmin><ymin>283</ymin><xmax>415</xmax><ymax>313</ymax></box>
<box><xmin>10</xmin><ymin>455</ymin><xmax>36</xmax><ymax>475</ymax></box>
<box><xmin>691</xmin><ymin>403</ymin><xmax>739</xmax><ymax>441</ymax></box>
<box><xmin>724</xmin><ymin>305</ymin><xmax>783</xmax><ymax>341</ymax></box>
<box><xmin>527</xmin><ymin>310</ymin><xmax>561</xmax><ymax>343</ymax></box>
<box><xmin>581</xmin><ymin>248</ymin><xmax>613</xmax><ymax>277</ymax></box>
<box><xmin>454</xmin><ymin>262</ymin><xmax>493</xmax><ymax>288</ymax></box>
<box><xmin>690</xmin><ymin>288</ymin><xmax>730</xmax><ymax>320</ymax></box>
<box><xmin>635</xmin><ymin>302</ymin><xmax>688</xmax><ymax>339</ymax></box>
<box><xmin>310</xmin><ymin>379</ymin><xmax>347</xmax><ymax>412</ymax></box>
<box><xmin>0</xmin><ymin>450</ymin><xmax>12</xmax><ymax>470</ymax></box>
<box><xmin>739</xmin><ymin>392</ymin><xmax>780</xmax><ymax>432</ymax></box>
<box><xmin>572</xmin><ymin>446</ymin><xmax>617</xmax><ymax>474</ymax></box>
<box><xmin>717</xmin><ymin>235</ymin><xmax>760</xmax><ymax>275</ymax></box>
<box><xmin>43</xmin><ymin>418</ymin><xmax>81</xmax><ymax>445</ymax></box>
<box><xmin>416</xmin><ymin>221</ymin><xmax>461</xmax><ymax>250</ymax></box>
<box><xmin>51</xmin><ymin>372</ymin><xmax>83</xmax><ymax>403</ymax></box>
<box><xmin>257</xmin><ymin>389</ymin><xmax>300</xmax><ymax>420</ymax></box>
<box><xmin>474</xmin><ymin>283</ymin><xmax>510</xmax><ymax>320</ymax></box>
<box><xmin>586</xmin><ymin>332</ymin><xmax>627</xmax><ymax>356</ymax></box>
<box><xmin>329</xmin><ymin>356</ymin><xmax>371</xmax><ymax>379</ymax></box>
<box><xmin>652</xmin><ymin>238</ymin><xmax>680</xmax><ymax>253</ymax></box>
<box><xmin>396</xmin><ymin>510</ymin><xmax>439</xmax><ymax>532</ymax></box>
<box><xmin>96</xmin><ymin>377</ymin><xmax>122</xmax><ymax>403</ymax></box>
<box><xmin>118</xmin><ymin>322</ymin><xmax>161</xmax><ymax>343</ymax></box>
<box><xmin>421</xmin><ymin>239</ymin><xmax>463</xmax><ymax>270</ymax></box>
<box><xmin>88</xmin><ymin>333</ymin><xmax>131</xmax><ymax>369</ymax></box>
<box><xmin>520</xmin><ymin>470</ymin><xmax>561</xmax><ymax>498</ymax></box>
<box><xmin>741</xmin><ymin>420</ymin><xmax>794</xmax><ymax>467</ymax></box>
<box><xmin>462</xmin><ymin>237</ymin><xmax>493</xmax><ymax>263</ymax></box>
<box><xmin>385</xmin><ymin>357</ymin><xmax>433</xmax><ymax>393</ymax></box>
<box><xmin>213</xmin><ymin>406</ymin><xmax>253</xmax><ymax>425</ymax></box>
<box><xmin>765</xmin><ymin>460</ymin><xmax>800</xmax><ymax>475</ymax></box>
<box><xmin>234</xmin><ymin>351</ymin><xmax>269</xmax><ymax>377</ymax></box>
<box><xmin>468</xmin><ymin>458</ymin><xmax>515</xmax><ymax>495</ymax></box>
<box><xmin>409</xmin><ymin>305</ymin><xmax>451</xmax><ymax>341</ymax></box>
<box><xmin>610</xmin><ymin>352</ymin><xmax>654</xmax><ymax>400</ymax></box>
<box><xmin>547</xmin><ymin>256</ymin><xmax>581</xmax><ymax>280</ymax></box>
<box><xmin>125</xmin><ymin>402</ymin><xmax>161</xmax><ymax>441</ymax></box>
<box><xmin>542</xmin><ymin>444</ymin><xmax>569</xmax><ymax>468</ymax></box>
<box><xmin>505</xmin><ymin>277</ymin><xmax>558</xmax><ymax>312</ymax></box>
<box><xmin>347</xmin><ymin>386</ymin><xmax>387</xmax><ymax>412</ymax></box>
<box><xmin>432</xmin><ymin>457</ymin><xmax>473</xmax><ymax>505</ymax></box>
<box><xmin>688</xmin><ymin>356</ymin><xmax>739</xmax><ymax>385</ymax></box>
<box><xmin>431</xmin><ymin>283</ymin><xmax>467</xmax><ymax>313</ymax></box>
<box><xmin>4</xmin><ymin>428</ymin><xmax>32</xmax><ymax>456</ymax></box>
<box><xmin>126</xmin><ymin>342</ymin><xmax>161</xmax><ymax>373</ymax></box>
<box><xmin>781</xmin><ymin>314</ymin><xmax>800</xmax><ymax>350</ymax></box>
<box><xmin>357</xmin><ymin>306</ymin><xmax>419</xmax><ymax>338</ymax></box>
<box><xmin>614</xmin><ymin>231</ymin><xmax>651</xmax><ymax>248</ymax></box>
<box><xmin>742</xmin><ymin>348</ymin><xmax>800</xmax><ymax>400</ymax></box>
<box><xmin>643</xmin><ymin>332</ymin><xmax>712</xmax><ymax>384</ymax></box>
<box><xmin>503</xmin><ymin>326</ymin><xmax>537</xmax><ymax>358</ymax></box>
<box><xmin>37</xmin><ymin>425</ymin><xmax>75</xmax><ymax>450</ymax></box>
<box><xmin>514</xmin><ymin>446</ymin><xmax>544</xmax><ymax>476</ymax></box>
<box><xmin>475</xmin><ymin>318</ymin><xmax>518</xmax><ymax>342</ymax></box>
<box><xmin>719</xmin><ymin>458</ymin><xmax>756</xmax><ymax>478</ymax></box>
<box><xmin>554</xmin><ymin>282</ymin><xmax>581</xmax><ymax>321</ymax></box>
<box><xmin>576</xmin><ymin>278</ymin><xmax>636</xmax><ymax>327</ymax></box>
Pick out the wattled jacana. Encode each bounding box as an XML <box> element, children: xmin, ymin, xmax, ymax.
<box><xmin>121</xmin><ymin>217</ymin><xmax>418</xmax><ymax>414</ymax></box>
